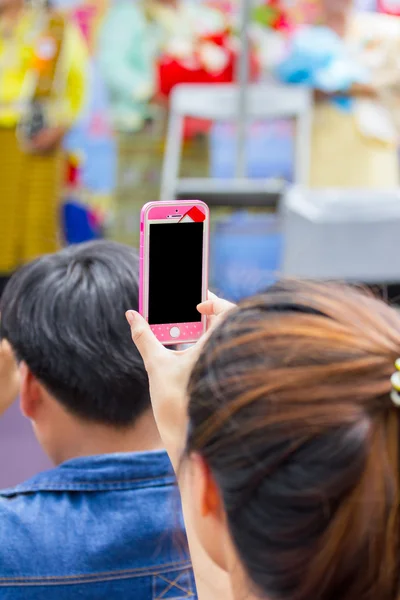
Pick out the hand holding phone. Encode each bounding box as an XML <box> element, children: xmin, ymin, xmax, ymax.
<box><xmin>139</xmin><ymin>200</ymin><xmax>210</xmax><ymax>345</ymax></box>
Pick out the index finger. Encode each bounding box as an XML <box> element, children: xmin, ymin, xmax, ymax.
<box><xmin>126</xmin><ymin>310</ymin><xmax>167</xmax><ymax>368</ymax></box>
<box><xmin>197</xmin><ymin>292</ymin><xmax>236</xmax><ymax>317</ymax></box>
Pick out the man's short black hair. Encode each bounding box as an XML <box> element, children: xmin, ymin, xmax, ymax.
<box><xmin>0</xmin><ymin>241</ymin><xmax>149</xmax><ymax>427</ymax></box>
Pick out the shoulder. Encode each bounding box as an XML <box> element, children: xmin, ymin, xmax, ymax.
<box><xmin>0</xmin><ymin>489</ymin><xmax>54</xmax><ymax>577</ymax></box>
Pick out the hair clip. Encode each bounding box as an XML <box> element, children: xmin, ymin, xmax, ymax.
<box><xmin>391</xmin><ymin>359</ymin><xmax>400</xmax><ymax>407</ymax></box>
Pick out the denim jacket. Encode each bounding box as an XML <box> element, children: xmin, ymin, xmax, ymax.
<box><xmin>0</xmin><ymin>451</ymin><xmax>196</xmax><ymax>599</ymax></box>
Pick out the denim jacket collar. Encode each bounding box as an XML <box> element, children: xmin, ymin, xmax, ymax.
<box><xmin>0</xmin><ymin>450</ymin><xmax>174</xmax><ymax>496</ymax></box>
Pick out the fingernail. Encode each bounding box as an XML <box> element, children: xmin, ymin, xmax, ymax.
<box><xmin>126</xmin><ymin>310</ymin><xmax>137</xmax><ymax>326</ymax></box>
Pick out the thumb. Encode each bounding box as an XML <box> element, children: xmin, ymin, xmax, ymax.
<box><xmin>126</xmin><ymin>310</ymin><xmax>165</xmax><ymax>367</ymax></box>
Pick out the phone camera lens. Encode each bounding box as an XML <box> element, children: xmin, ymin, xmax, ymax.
<box><xmin>175</xmin><ymin>209</ymin><xmax>178</xmax><ymax>212</ymax></box>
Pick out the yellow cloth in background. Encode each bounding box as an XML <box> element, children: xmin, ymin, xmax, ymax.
<box><xmin>309</xmin><ymin>12</ymin><xmax>400</xmax><ymax>188</ymax></box>
<box><xmin>0</xmin><ymin>9</ymin><xmax>88</xmax><ymax>273</ymax></box>
<box><xmin>0</xmin><ymin>128</ymin><xmax>61</xmax><ymax>273</ymax></box>
<box><xmin>0</xmin><ymin>9</ymin><xmax>88</xmax><ymax>127</ymax></box>
<box><xmin>310</xmin><ymin>102</ymin><xmax>399</xmax><ymax>188</ymax></box>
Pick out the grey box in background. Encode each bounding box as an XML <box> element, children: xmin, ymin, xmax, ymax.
<box><xmin>282</xmin><ymin>187</ymin><xmax>400</xmax><ymax>284</ymax></box>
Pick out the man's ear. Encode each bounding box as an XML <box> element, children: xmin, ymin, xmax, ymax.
<box><xmin>20</xmin><ymin>363</ymin><xmax>43</xmax><ymax>420</ymax></box>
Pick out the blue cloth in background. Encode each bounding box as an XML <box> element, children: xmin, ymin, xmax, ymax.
<box><xmin>276</xmin><ymin>26</ymin><xmax>370</xmax><ymax>111</ymax></box>
<box><xmin>210</xmin><ymin>120</ymin><xmax>294</xmax><ymax>181</ymax></box>
<box><xmin>211</xmin><ymin>212</ymin><xmax>282</xmax><ymax>302</ymax></box>
<box><xmin>62</xmin><ymin>201</ymin><xmax>102</xmax><ymax>244</ymax></box>
<box><xmin>63</xmin><ymin>62</ymin><xmax>116</xmax><ymax>244</ymax></box>
<box><xmin>65</xmin><ymin>61</ymin><xmax>117</xmax><ymax>195</ymax></box>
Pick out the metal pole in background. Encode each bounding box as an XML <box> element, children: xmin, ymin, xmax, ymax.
<box><xmin>235</xmin><ymin>0</ymin><xmax>251</xmax><ymax>178</ymax></box>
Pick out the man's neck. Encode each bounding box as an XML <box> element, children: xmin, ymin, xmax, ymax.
<box><xmin>49</xmin><ymin>410</ymin><xmax>164</xmax><ymax>465</ymax></box>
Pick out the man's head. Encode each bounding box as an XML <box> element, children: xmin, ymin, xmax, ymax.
<box><xmin>1</xmin><ymin>242</ymin><xmax>151</xmax><ymax>455</ymax></box>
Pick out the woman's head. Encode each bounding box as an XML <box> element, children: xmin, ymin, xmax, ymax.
<box><xmin>187</xmin><ymin>281</ymin><xmax>400</xmax><ymax>600</ymax></box>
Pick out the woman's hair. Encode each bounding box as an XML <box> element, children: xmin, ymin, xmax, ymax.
<box><xmin>187</xmin><ymin>280</ymin><xmax>400</xmax><ymax>600</ymax></box>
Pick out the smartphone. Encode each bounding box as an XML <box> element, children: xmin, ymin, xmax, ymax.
<box><xmin>140</xmin><ymin>200</ymin><xmax>210</xmax><ymax>345</ymax></box>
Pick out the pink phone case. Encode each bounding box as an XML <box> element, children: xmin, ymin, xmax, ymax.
<box><xmin>139</xmin><ymin>200</ymin><xmax>210</xmax><ymax>345</ymax></box>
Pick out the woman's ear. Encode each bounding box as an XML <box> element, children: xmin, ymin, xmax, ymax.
<box><xmin>188</xmin><ymin>452</ymin><xmax>227</xmax><ymax>571</ymax></box>
<box><xmin>192</xmin><ymin>453</ymin><xmax>223</xmax><ymax>518</ymax></box>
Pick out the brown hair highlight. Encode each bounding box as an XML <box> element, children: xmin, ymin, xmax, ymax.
<box><xmin>187</xmin><ymin>281</ymin><xmax>400</xmax><ymax>600</ymax></box>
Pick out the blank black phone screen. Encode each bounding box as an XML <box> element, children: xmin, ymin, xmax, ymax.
<box><xmin>148</xmin><ymin>222</ymin><xmax>204</xmax><ymax>325</ymax></box>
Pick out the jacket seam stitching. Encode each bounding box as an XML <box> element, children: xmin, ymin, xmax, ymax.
<box><xmin>0</xmin><ymin>562</ymin><xmax>192</xmax><ymax>585</ymax></box>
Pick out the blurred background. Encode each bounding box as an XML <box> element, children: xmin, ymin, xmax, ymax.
<box><xmin>0</xmin><ymin>0</ymin><xmax>399</xmax><ymax>484</ymax></box>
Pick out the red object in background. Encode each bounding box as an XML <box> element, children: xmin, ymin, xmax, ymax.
<box><xmin>158</xmin><ymin>35</ymin><xmax>260</xmax><ymax>138</ymax></box>
<box><xmin>158</xmin><ymin>41</ymin><xmax>259</xmax><ymax>98</ymax></box>
<box><xmin>273</xmin><ymin>13</ymin><xmax>291</xmax><ymax>31</ymax></box>
<box><xmin>65</xmin><ymin>155</ymin><xmax>81</xmax><ymax>189</ymax></box>
<box><xmin>378</xmin><ymin>0</ymin><xmax>400</xmax><ymax>14</ymax></box>
<box><xmin>268</xmin><ymin>0</ymin><xmax>293</xmax><ymax>31</ymax></box>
